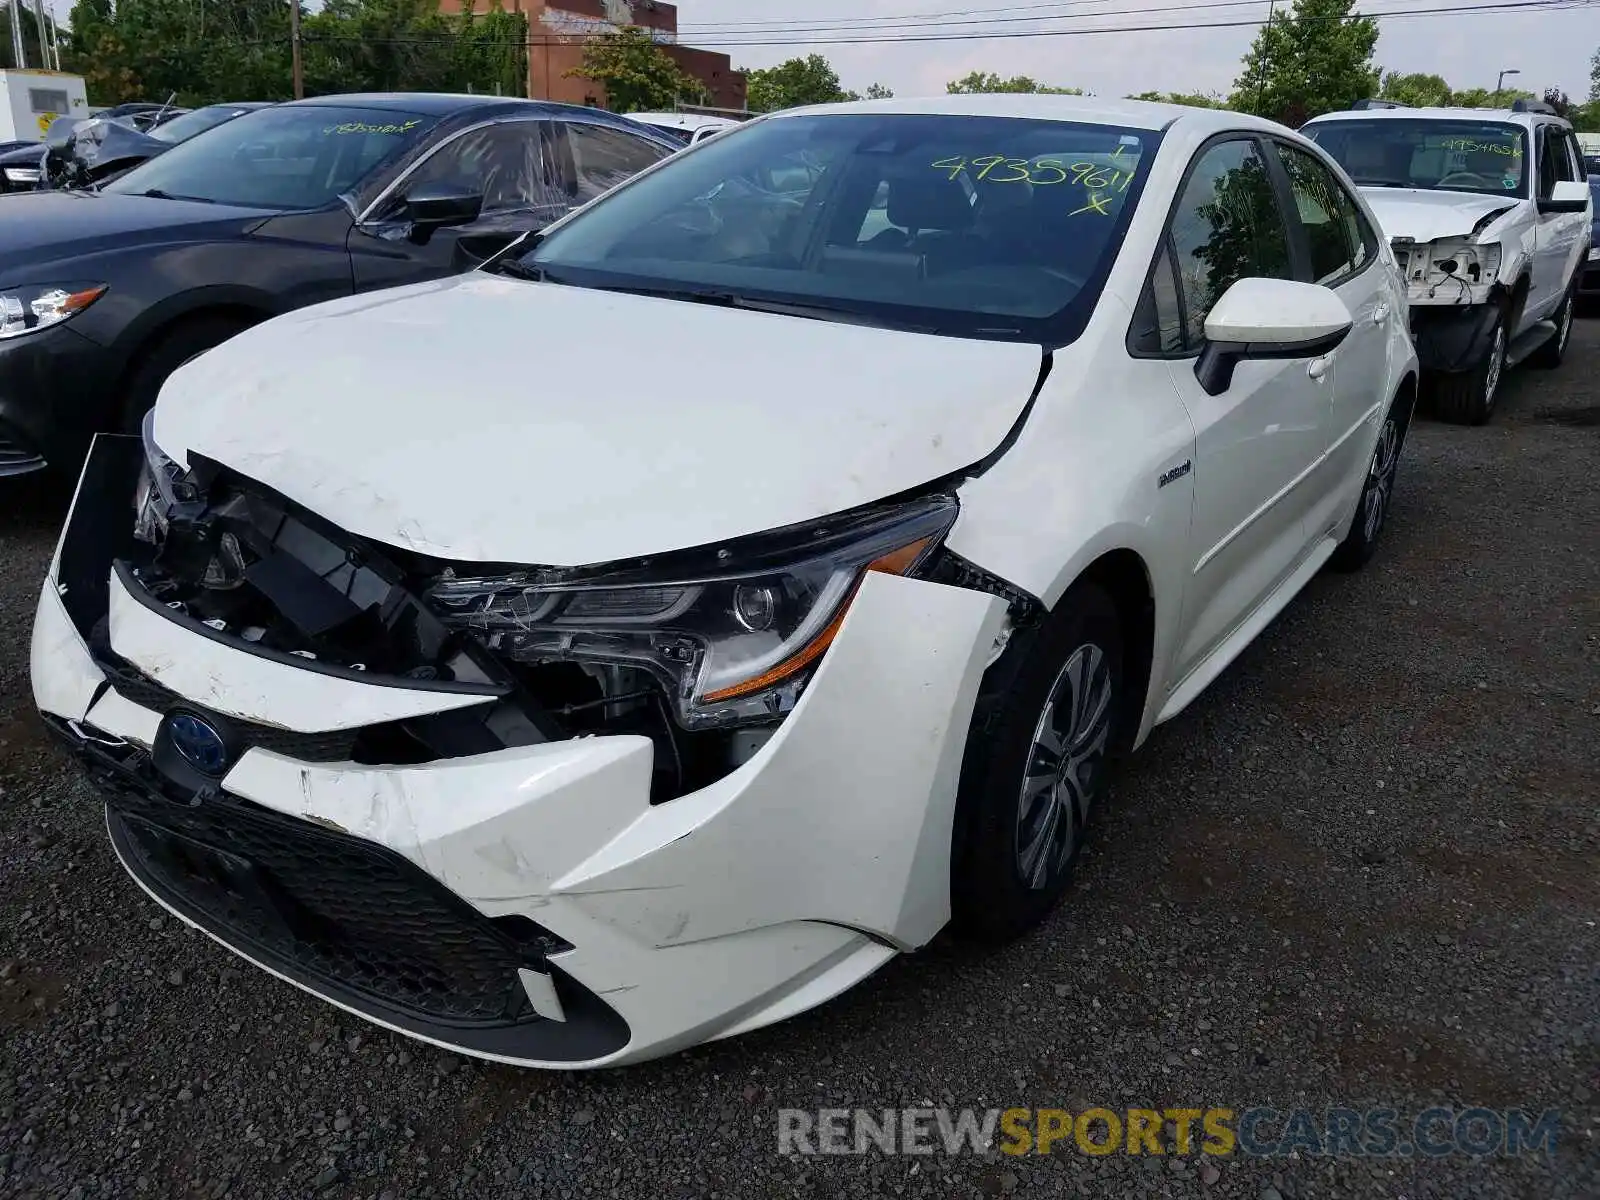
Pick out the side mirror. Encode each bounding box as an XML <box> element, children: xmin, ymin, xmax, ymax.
<box><xmin>1538</xmin><ymin>179</ymin><xmax>1590</xmax><ymax>215</ymax></box>
<box><xmin>1195</xmin><ymin>278</ymin><xmax>1353</xmax><ymax>397</ymax></box>
<box><xmin>403</xmin><ymin>183</ymin><xmax>484</xmax><ymax>242</ymax></box>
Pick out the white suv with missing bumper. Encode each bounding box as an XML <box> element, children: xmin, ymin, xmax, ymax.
<box><xmin>1303</xmin><ymin>100</ymin><xmax>1593</xmax><ymax>424</ymax></box>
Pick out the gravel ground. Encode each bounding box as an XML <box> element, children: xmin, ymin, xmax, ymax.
<box><xmin>1</xmin><ymin>325</ymin><xmax>1596</xmax><ymax>1200</ymax></box>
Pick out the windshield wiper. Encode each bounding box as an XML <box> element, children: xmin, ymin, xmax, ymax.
<box><xmin>138</xmin><ymin>188</ymin><xmax>216</xmax><ymax>204</ymax></box>
<box><xmin>590</xmin><ymin>284</ymin><xmax>937</xmax><ymax>332</ymax></box>
<box><xmin>487</xmin><ymin>258</ymin><xmax>545</xmax><ymax>282</ymax></box>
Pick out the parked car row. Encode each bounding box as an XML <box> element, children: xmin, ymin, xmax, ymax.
<box><xmin>13</xmin><ymin>90</ymin><xmax>1594</xmax><ymax>1071</ymax></box>
<box><xmin>0</xmin><ymin>93</ymin><xmax>680</xmax><ymax>476</ymax></box>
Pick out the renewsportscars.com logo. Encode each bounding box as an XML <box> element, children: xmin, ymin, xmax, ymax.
<box><xmin>777</xmin><ymin>1106</ymin><xmax>1562</xmax><ymax>1159</ymax></box>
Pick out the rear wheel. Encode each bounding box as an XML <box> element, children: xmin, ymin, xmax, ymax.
<box><xmin>950</xmin><ymin>582</ymin><xmax>1123</xmax><ymax>944</ymax></box>
<box><xmin>119</xmin><ymin>315</ymin><xmax>253</xmax><ymax>432</ymax></box>
<box><xmin>1330</xmin><ymin>392</ymin><xmax>1409</xmax><ymax>572</ymax></box>
<box><xmin>1527</xmin><ymin>285</ymin><xmax>1575</xmax><ymax>370</ymax></box>
<box><xmin>1432</xmin><ymin>311</ymin><xmax>1505</xmax><ymax>426</ymax></box>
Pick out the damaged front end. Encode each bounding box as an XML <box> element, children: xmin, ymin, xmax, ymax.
<box><xmin>118</xmin><ymin>415</ymin><xmax>1015</xmax><ymax>802</ymax></box>
<box><xmin>1388</xmin><ymin>220</ymin><xmax>1519</xmax><ymax>375</ymax></box>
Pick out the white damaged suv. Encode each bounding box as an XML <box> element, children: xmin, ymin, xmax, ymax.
<box><xmin>1303</xmin><ymin>99</ymin><xmax>1593</xmax><ymax>424</ymax></box>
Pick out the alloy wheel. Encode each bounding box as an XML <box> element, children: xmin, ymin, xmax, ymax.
<box><xmin>1362</xmin><ymin>416</ymin><xmax>1401</xmax><ymax>543</ymax></box>
<box><xmin>1484</xmin><ymin>325</ymin><xmax>1506</xmax><ymax>409</ymax></box>
<box><xmin>1557</xmin><ymin>295</ymin><xmax>1573</xmax><ymax>355</ymax></box>
<box><xmin>1015</xmin><ymin>643</ymin><xmax>1113</xmax><ymax>890</ymax></box>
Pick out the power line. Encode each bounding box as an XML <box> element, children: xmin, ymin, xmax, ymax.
<box><xmin>677</xmin><ymin>0</ymin><xmax>1159</xmax><ymax>34</ymax></box>
<box><xmin>294</xmin><ymin>0</ymin><xmax>1590</xmax><ymax>49</ymax></box>
<box><xmin>676</xmin><ymin>0</ymin><xmax>1591</xmax><ymax>35</ymax></box>
<box><xmin>677</xmin><ymin>0</ymin><xmax>1575</xmax><ymax>39</ymax></box>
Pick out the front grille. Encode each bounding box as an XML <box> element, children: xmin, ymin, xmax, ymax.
<box><xmin>99</xmin><ymin>765</ymin><xmax>570</xmax><ymax>1028</ymax></box>
<box><xmin>100</xmin><ymin>654</ymin><xmax>357</xmax><ymax>763</ymax></box>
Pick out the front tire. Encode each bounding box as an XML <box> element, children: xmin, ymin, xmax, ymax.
<box><xmin>118</xmin><ymin>315</ymin><xmax>253</xmax><ymax>433</ymax></box>
<box><xmin>950</xmin><ymin>582</ymin><xmax>1123</xmax><ymax>944</ymax></box>
<box><xmin>1433</xmin><ymin>310</ymin><xmax>1506</xmax><ymax>426</ymax></box>
<box><xmin>1330</xmin><ymin>392</ymin><xmax>1409</xmax><ymax>572</ymax></box>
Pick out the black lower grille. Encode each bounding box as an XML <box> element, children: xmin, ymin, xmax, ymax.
<box><xmin>0</xmin><ymin>424</ymin><xmax>45</xmax><ymax>475</ymax></box>
<box><xmin>100</xmin><ymin>767</ymin><xmax>568</xmax><ymax>1028</ymax></box>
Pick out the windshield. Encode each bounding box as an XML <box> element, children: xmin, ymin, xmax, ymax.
<box><xmin>1304</xmin><ymin>119</ymin><xmax>1528</xmax><ymax>197</ymax></box>
<box><xmin>102</xmin><ymin>105</ymin><xmax>437</xmax><ymax>209</ymax></box>
<box><xmin>520</xmin><ymin>113</ymin><xmax>1157</xmax><ymax>342</ymax></box>
<box><xmin>149</xmin><ymin>105</ymin><xmax>257</xmax><ymax>146</ymax></box>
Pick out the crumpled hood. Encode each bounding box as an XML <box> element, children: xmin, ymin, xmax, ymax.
<box><xmin>153</xmin><ymin>273</ymin><xmax>1045</xmax><ymax>567</ymax></box>
<box><xmin>1359</xmin><ymin>188</ymin><xmax>1520</xmax><ymax>244</ymax></box>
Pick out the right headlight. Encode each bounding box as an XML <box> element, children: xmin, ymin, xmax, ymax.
<box><xmin>425</xmin><ymin>496</ymin><xmax>958</xmax><ymax>730</ymax></box>
<box><xmin>132</xmin><ymin>409</ymin><xmax>187</xmax><ymax>546</ymax></box>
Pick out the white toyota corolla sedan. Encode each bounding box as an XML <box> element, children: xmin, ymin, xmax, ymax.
<box><xmin>33</xmin><ymin>95</ymin><xmax>1417</xmax><ymax>1068</ymax></box>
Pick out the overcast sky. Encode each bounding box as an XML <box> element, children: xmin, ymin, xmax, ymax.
<box><xmin>35</xmin><ymin>0</ymin><xmax>1598</xmax><ymax>103</ymax></box>
<box><xmin>673</xmin><ymin>0</ymin><xmax>1597</xmax><ymax>103</ymax></box>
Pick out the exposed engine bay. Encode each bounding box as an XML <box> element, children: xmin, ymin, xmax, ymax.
<box><xmin>125</xmin><ymin>453</ymin><xmax>779</xmax><ymax>801</ymax></box>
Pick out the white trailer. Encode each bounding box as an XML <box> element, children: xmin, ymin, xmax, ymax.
<box><xmin>0</xmin><ymin>69</ymin><xmax>90</xmax><ymax>142</ymax></box>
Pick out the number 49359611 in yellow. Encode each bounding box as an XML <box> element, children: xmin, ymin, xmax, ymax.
<box><xmin>929</xmin><ymin>153</ymin><xmax>1138</xmax><ymax>216</ymax></box>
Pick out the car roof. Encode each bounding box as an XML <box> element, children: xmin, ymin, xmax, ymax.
<box><xmin>628</xmin><ymin>112</ymin><xmax>741</xmax><ymax>130</ymax></box>
<box><xmin>279</xmin><ymin>93</ymin><xmax>571</xmax><ymax>117</ymax></box>
<box><xmin>1306</xmin><ymin>106</ymin><xmax>1565</xmax><ymax>128</ymax></box>
<box><xmin>768</xmin><ymin>93</ymin><xmax>1287</xmax><ymax>136</ymax></box>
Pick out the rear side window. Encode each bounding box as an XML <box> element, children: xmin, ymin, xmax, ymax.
<box><xmin>1166</xmin><ymin>139</ymin><xmax>1294</xmax><ymax>350</ymax></box>
<box><xmin>566</xmin><ymin>123</ymin><xmax>672</xmax><ymax>204</ymax></box>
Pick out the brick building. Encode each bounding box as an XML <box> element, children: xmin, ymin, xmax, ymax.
<box><xmin>436</xmin><ymin>0</ymin><xmax>747</xmax><ymax>112</ymax></box>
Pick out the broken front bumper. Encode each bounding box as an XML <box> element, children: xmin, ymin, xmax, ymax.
<box><xmin>1408</xmin><ymin>303</ymin><xmax>1503</xmax><ymax>375</ymax></box>
<box><xmin>32</xmin><ymin>437</ymin><xmax>1007</xmax><ymax>1068</ymax></box>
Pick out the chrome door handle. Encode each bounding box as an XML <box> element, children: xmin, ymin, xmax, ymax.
<box><xmin>1308</xmin><ymin>357</ymin><xmax>1331</xmax><ymax>381</ymax></box>
<box><xmin>1371</xmin><ymin>303</ymin><xmax>1390</xmax><ymax>324</ymax></box>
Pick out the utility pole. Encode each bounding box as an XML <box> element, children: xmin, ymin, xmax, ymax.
<box><xmin>31</xmin><ymin>0</ymin><xmax>46</xmax><ymax>69</ymax></box>
<box><xmin>9</xmin><ymin>0</ymin><xmax>29</xmax><ymax>69</ymax></box>
<box><xmin>289</xmin><ymin>0</ymin><xmax>304</xmax><ymax>100</ymax></box>
<box><xmin>1252</xmin><ymin>0</ymin><xmax>1277</xmax><ymax>116</ymax></box>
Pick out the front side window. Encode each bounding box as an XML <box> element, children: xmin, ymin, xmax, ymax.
<box><xmin>521</xmin><ymin>113</ymin><xmax>1159</xmax><ymax>343</ymax></box>
<box><xmin>401</xmin><ymin>121</ymin><xmax>565</xmax><ymax>215</ymax></box>
<box><xmin>1275</xmin><ymin>143</ymin><xmax>1369</xmax><ymax>284</ymax></box>
<box><xmin>102</xmin><ymin>105</ymin><xmax>437</xmax><ymax>210</ymax></box>
<box><xmin>1305</xmin><ymin>119</ymin><xmax>1529</xmax><ymax>198</ymax></box>
<box><xmin>1167</xmin><ymin>139</ymin><xmax>1293</xmax><ymax>349</ymax></box>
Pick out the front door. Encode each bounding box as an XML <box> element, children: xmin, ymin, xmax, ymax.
<box><xmin>1150</xmin><ymin>137</ymin><xmax>1329</xmax><ymax>682</ymax></box>
<box><xmin>350</xmin><ymin>119</ymin><xmax>574</xmax><ymax>293</ymax></box>
<box><xmin>1270</xmin><ymin>139</ymin><xmax>1396</xmax><ymax>538</ymax></box>
<box><xmin>1528</xmin><ymin>125</ymin><xmax>1586</xmax><ymax>321</ymax></box>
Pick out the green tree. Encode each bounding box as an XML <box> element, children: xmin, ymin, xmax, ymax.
<box><xmin>946</xmin><ymin>71</ymin><xmax>1081</xmax><ymax>95</ymax></box>
<box><xmin>1449</xmin><ymin>86</ymin><xmax>1532</xmax><ymax>108</ymax></box>
<box><xmin>1127</xmin><ymin>90</ymin><xmax>1223</xmax><ymax>108</ymax></box>
<box><xmin>1377</xmin><ymin>71</ymin><xmax>1451</xmax><ymax>107</ymax></box>
<box><xmin>566</xmin><ymin>25</ymin><xmax>703</xmax><ymax>113</ymax></box>
<box><xmin>62</xmin><ymin>0</ymin><xmax>529</xmax><ymax>108</ymax></box>
<box><xmin>1229</xmin><ymin>0</ymin><xmax>1379</xmax><ymax>125</ymax></box>
<box><xmin>864</xmin><ymin>82</ymin><xmax>895</xmax><ymax>100</ymax></box>
<box><xmin>1590</xmin><ymin>47</ymin><xmax>1599</xmax><ymax>102</ymax></box>
<box><xmin>744</xmin><ymin>54</ymin><xmax>856</xmax><ymax>112</ymax></box>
